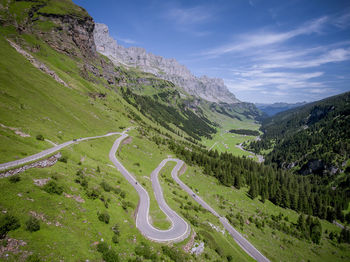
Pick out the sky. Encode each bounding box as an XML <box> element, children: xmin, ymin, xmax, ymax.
<box><xmin>73</xmin><ymin>0</ymin><xmax>350</xmax><ymax>103</ymax></box>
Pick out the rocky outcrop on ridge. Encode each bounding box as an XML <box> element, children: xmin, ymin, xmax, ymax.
<box><xmin>93</xmin><ymin>23</ymin><xmax>240</xmax><ymax>104</ymax></box>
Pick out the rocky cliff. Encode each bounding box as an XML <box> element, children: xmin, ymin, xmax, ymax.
<box><xmin>94</xmin><ymin>23</ymin><xmax>240</xmax><ymax>104</ymax></box>
<box><xmin>0</xmin><ymin>0</ymin><xmax>96</xmax><ymax>59</ymax></box>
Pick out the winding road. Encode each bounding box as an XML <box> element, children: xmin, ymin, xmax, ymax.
<box><xmin>109</xmin><ymin>133</ymin><xmax>190</xmax><ymax>242</ymax></box>
<box><xmin>0</xmin><ymin>128</ymin><xmax>269</xmax><ymax>261</ymax></box>
<box><xmin>0</xmin><ymin>131</ymin><xmax>122</xmax><ymax>171</ymax></box>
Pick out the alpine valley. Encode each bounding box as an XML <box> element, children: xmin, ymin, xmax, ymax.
<box><xmin>0</xmin><ymin>1</ymin><xmax>349</xmax><ymax>262</ymax></box>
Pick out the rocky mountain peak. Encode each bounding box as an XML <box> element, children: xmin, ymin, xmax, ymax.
<box><xmin>94</xmin><ymin>23</ymin><xmax>240</xmax><ymax>104</ymax></box>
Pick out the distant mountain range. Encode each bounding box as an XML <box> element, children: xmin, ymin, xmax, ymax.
<box><xmin>255</xmin><ymin>102</ymin><xmax>307</xmax><ymax>116</ymax></box>
<box><xmin>93</xmin><ymin>23</ymin><xmax>240</xmax><ymax>104</ymax></box>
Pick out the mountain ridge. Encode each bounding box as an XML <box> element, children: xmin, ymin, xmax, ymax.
<box><xmin>93</xmin><ymin>23</ymin><xmax>240</xmax><ymax>104</ymax></box>
<box><xmin>255</xmin><ymin>102</ymin><xmax>308</xmax><ymax>116</ymax></box>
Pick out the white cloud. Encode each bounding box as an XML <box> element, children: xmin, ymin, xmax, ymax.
<box><xmin>259</xmin><ymin>48</ymin><xmax>350</xmax><ymax>69</ymax></box>
<box><xmin>167</xmin><ymin>6</ymin><xmax>213</xmax><ymax>25</ymax></box>
<box><xmin>165</xmin><ymin>5</ymin><xmax>214</xmax><ymax>36</ymax></box>
<box><xmin>202</xmin><ymin>16</ymin><xmax>328</xmax><ymax>56</ymax></box>
<box><xmin>117</xmin><ymin>37</ymin><xmax>137</xmax><ymax>44</ymax></box>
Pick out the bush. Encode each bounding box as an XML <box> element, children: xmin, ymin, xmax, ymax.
<box><xmin>9</xmin><ymin>174</ymin><xmax>21</xmax><ymax>183</ymax></box>
<box><xmin>102</xmin><ymin>249</ymin><xmax>119</xmax><ymax>262</ymax></box>
<box><xmin>97</xmin><ymin>241</ymin><xmax>109</xmax><ymax>253</ymax></box>
<box><xmin>43</xmin><ymin>181</ymin><xmax>63</xmax><ymax>195</ymax></box>
<box><xmin>26</xmin><ymin>217</ymin><xmax>40</xmax><ymax>232</ymax></box>
<box><xmin>26</xmin><ymin>254</ymin><xmax>41</xmax><ymax>262</ymax></box>
<box><xmin>98</xmin><ymin>211</ymin><xmax>110</xmax><ymax>224</ymax></box>
<box><xmin>100</xmin><ymin>181</ymin><xmax>112</xmax><ymax>192</ymax></box>
<box><xmin>120</xmin><ymin>191</ymin><xmax>126</xmax><ymax>199</ymax></box>
<box><xmin>86</xmin><ymin>188</ymin><xmax>100</xmax><ymax>199</ymax></box>
<box><xmin>135</xmin><ymin>242</ymin><xmax>156</xmax><ymax>260</ymax></box>
<box><xmin>36</xmin><ymin>134</ymin><xmax>44</xmax><ymax>141</ymax></box>
<box><xmin>112</xmin><ymin>223</ymin><xmax>120</xmax><ymax>236</ymax></box>
<box><xmin>112</xmin><ymin>234</ymin><xmax>119</xmax><ymax>244</ymax></box>
<box><xmin>58</xmin><ymin>155</ymin><xmax>68</xmax><ymax>163</ymax></box>
<box><xmin>0</xmin><ymin>214</ymin><xmax>20</xmax><ymax>238</ymax></box>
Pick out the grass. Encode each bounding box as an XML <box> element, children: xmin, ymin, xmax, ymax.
<box><xmin>118</xmin><ymin>129</ymin><xmax>254</xmax><ymax>261</ymax></box>
<box><xmin>159</xmin><ymin>162</ymin><xmax>255</xmax><ymax>262</ymax></box>
<box><xmin>0</xmin><ymin>136</ymin><xmax>143</xmax><ymax>261</ymax></box>
<box><xmin>117</xmin><ymin>129</ymin><xmax>173</xmax><ymax>230</ymax></box>
<box><xmin>201</xmin><ymin>113</ymin><xmax>261</xmax><ymax>159</ymax></box>
<box><xmin>180</xmin><ymin>169</ymin><xmax>350</xmax><ymax>262</ymax></box>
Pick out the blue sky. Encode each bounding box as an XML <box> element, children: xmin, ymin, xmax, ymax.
<box><xmin>74</xmin><ymin>0</ymin><xmax>350</xmax><ymax>103</ymax></box>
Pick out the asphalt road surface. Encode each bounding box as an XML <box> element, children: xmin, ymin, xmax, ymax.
<box><xmin>171</xmin><ymin>160</ymin><xmax>270</xmax><ymax>262</ymax></box>
<box><xmin>0</xmin><ymin>131</ymin><xmax>122</xmax><ymax>171</ymax></box>
<box><xmin>1</xmin><ymin>128</ymin><xmax>269</xmax><ymax>261</ymax></box>
<box><xmin>109</xmin><ymin>133</ymin><xmax>190</xmax><ymax>242</ymax></box>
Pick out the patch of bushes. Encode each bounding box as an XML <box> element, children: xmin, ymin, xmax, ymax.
<box><xmin>111</xmin><ymin>223</ymin><xmax>120</xmax><ymax>244</ymax></box>
<box><xmin>120</xmin><ymin>191</ymin><xmax>126</xmax><ymax>199</ymax></box>
<box><xmin>9</xmin><ymin>174</ymin><xmax>21</xmax><ymax>183</ymax></box>
<box><xmin>97</xmin><ymin>241</ymin><xmax>119</xmax><ymax>262</ymax></box>
<box><xmin>102</xmin><ymin>249</ymin><xmax>119</xmax><ymax>262</ymax></box>
<box><xmin>43</xmin><ymin>181</ymin><xmax>63</xmax><ymax>195</ymax></box>
<box><xmin>98</xmin><ymin>211</ymin><xmax>110</xmax><ymax>224</ymax></box>
<box><xmin>97</xmin><ymin>242</ymin><xmax>109</xmax><ymax>253</ymax></box>
<box><xmin>135</xmin><ymin>242</ymin><xmax>157</xmax><ymax>260</ymax></box>
<box><xmin>26</xmin><ymin>217</ymin><xmax>40</xmax><ymax>232</ymax></box>
<box><xmin>100</xmin><ymin>181</ymin><xmax>112</xmax><ymax>192</ymax></box>
<box><xmin>86</xmin><ymin>188</ymin><xmax>100</xmax><ymax>200</ymax></box>
<box><xmin>26</xmin><ymin>254</ymin><xmax>41</xmax><ymax>262</ymax></box>
<box><xmin>121</xmin><ymin>200</ymin><xmax>135</xmax><ymax>210</ymax></box>
<box><xmin>0</xmin><ymin>214</ymin><xmax>20</xmax><ymax>238</ymax></box>
<box><xmin>36</xmin><ymin>134</ymin><xmax>44</xmax><ymax>141</ymax></box>
<box><xmin>161</xmin><ymin>246</ymin><xmax>188</xmax><ymax>262</ymax></box>
<box><xmin>112</xmin><ymin>234</ymin><xmax>119</xmax><ymax>244</ymax></box>
<box><xmin>58</xmin><ymin>155</ymin><xmax>68</xmax><ymax>163</ymax></box>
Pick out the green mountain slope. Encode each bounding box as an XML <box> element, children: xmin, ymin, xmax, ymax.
<box><xmin>0</xmin><ymin>1</ymin><xmax>349</xmax><ymax>261</ymax></box>
<box><xmin>249</xmin><ymin>92</ymin><xmax>350</xmax><ymax>175</ymax></box>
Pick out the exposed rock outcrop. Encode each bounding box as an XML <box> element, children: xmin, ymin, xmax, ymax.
<box><xmin>7</xmin><ymin>39</ymin><xmax>69</xmax><ymax>87</ymax></box>
<box><xmin>94</xmin><ymin>23</ymin><xmax>240</xmax><ymax>104</ymax></box>
<box><xmin>0</xmin><ymin>153</ymin><xmax>61</xmax><ymax>178</ymax></box>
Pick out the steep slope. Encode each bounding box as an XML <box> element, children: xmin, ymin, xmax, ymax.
<box><xmin>249</xmin><ymin>92</ymin><xmax>350</xmax><ymax>175</ymax></box>
<box><xmin>94</xmin><ymin>23</ymin><xmax>239</xmax><ymax>104</ymax></box>
<box><xmin>1</xmin><ymin>1</ymin><xmax>349</xmax><ymax>262</ymax></box>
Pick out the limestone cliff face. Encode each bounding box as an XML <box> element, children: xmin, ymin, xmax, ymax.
<box><xmin>94</xmin><ymin>23</ymin><xmax>240</xmax><ymax>104</ymax></box>
<box><xmin>0</xmin><ymin>0</ymin><xmax>96</xmax><ymax>59</ymax></box>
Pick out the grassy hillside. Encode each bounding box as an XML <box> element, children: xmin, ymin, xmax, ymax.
<box><xmin>1</xmin><ymin>1</ymin><xmax>349</xmax><ymax>261</ymax></box>
<box><xmin>249</xmin><ymin>92</ymin><xmax>350</xmax><ymax>174</ymax></box>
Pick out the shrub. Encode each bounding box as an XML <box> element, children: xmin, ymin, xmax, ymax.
<box><xmin>0</xmin><ymin>214</ymin><xmax>20</xmax><ymax>238</ymax></box>
<box><xmin>120</xmin><ymin>191</ymin><xmax>126</xmax><ymax>199</ymax></box>
<box><xmin>9</xmin><ymin>174</ymin><xmax>21</xmax><ymax>183</ymax></box>
<box><xmin>86</xmin><ymin>188</ymin><xmax>100</xmax><ymax>199</ymax></box>
<box><xmin>26</xmin><ymin>217</ymin><xmax>40</xmax><ymax>232</ymax></box>
<box><xmin>100</xmin><ymin>181</ymin><xmax>112</xmax><ymax>192</ymax></box>
<box><xmin>112</xmin><ymin>234</ymin><xmax>119</xmax><ymax>244</ymax></box>
<box><xmin>43</xmin><ymin>181</ymin><xmax>63</xmax><ymax>195</ymax></box>
<box><xmin>102</xmin><ymin>249</ymin><xmax>119</xmax><ymax>262</ymax></box>
<box><xmin>98</xmin><ymin>211</ymin><xmax>110</xmax><ymax>224</ymax></box>
<box><xmin>112</xmin><ymin>187</ymin><xmax>121</xmax><ymax>195</ymax></box>
<box><xmin>135</xmin><ymin>242</ymin><xmax>156</xmax><ymax>260</ymax></box>
<box><xmin>26</xmin><ymin>254</ymin><xmax>41</xmax><ymax>262</ymax></box>
<box><xmin>97</xmin><ymin>241</ymin><xmax>109</xmax><ymax>253</ymax></box>
<box><xmin>58</xmin><ymin>155</ymin><xmax>68</xmax><ymax>163</ymax></box>
<box><xmin>112</xmin><ymin>223</ymin><xmax>120</xmax><ymax>236</ymax></box>
<box><xmin>36</xmin><ymin>134</ymin><xmax>44</xmax><ymax>141</ymax></box>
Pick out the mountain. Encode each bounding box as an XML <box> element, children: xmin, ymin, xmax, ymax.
<box><xmin>93</xmin><ymin>23</ymin><xmax>240</xmax><ymax>104</ymax></box>
<box><xmin>255</xmin><ymin>102</ymin><xmax>307</xmax><ymax>116</ymax></box>
<box><xmin>1</xmin><ymin>1</ymin><xmax>349</xmax><ymax>261</ymax></box>
<box><xmin>249</xmin><ymin>92</ymin><xmax>350</xmax><ymax>176</ymax></box>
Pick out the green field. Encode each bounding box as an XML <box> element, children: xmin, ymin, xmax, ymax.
<box><xmin>201</xmin><ymin>115</ymin><xmax>261</xmax><ymax>159</ymax></box>
<box><xmin>180</xmin><ymin>170</ymin><xmax>350</xmax><ymax>262</ymax></box>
